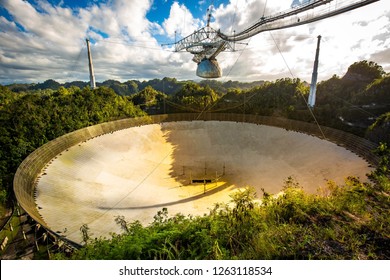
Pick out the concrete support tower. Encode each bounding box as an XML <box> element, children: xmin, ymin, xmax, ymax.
<box><xmin>86</xmin><ymin>38</ymin><xmax>96</xmax><ymax>89</ymax></box>
<box><xmin>308</xmin><ymin>35</ymin><xmax>321</xmax><ymax>108</ymax></box>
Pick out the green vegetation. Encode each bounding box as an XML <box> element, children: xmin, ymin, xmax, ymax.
<box><xmin>6</xmin><ymin>61</ymin><xmax>389</xmax><ymax>140</ymax></box>
<box><xmin>0</xmin><ymin>85</ymin><xmax>145</xmax><ymax>204</ymax></box>
<box><xmin>1</xmin><ymin>60</ymin><xmax>389</xmax><ymax>259</ymax></box>
<box><xmin>0</xmin><ymin>209</ymin><xmax>23</xmax><ymax>254</ymax></box>
<box><xmin>367</xmin><ymin>112</ymin><xmax>390</xmax><ymax>144</ymax></box>
<box><xmin>129</xmin><ymin>85</ymin><xmax>167</xmax><ymax>112</ymax></box>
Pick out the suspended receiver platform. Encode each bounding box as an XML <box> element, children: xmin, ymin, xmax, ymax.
<box><xmin>166</xmin><ymin>0</ymin><xmax>379</xmax><ymax>78</ymax></box>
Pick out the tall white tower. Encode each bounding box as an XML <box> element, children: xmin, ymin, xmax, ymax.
<box><xmin>308</xmin><ymin>35</ymin><xmax>321</xmax><ymax>108</ymax></box>
<box><xmin>86</xmin><ymin>38</ymin><xmax>96</xmax><ymax>89</ymax></box>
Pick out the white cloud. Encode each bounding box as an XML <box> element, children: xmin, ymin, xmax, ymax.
<box><xmin>211</xmin><ymin>0</ymin><xmax>390</xmax><ymax>82</ymax></box>
<box><xmin>0</xmin><ymin>0</ymin><xmax>188</xmax><ymax>83</ymax></box>
<box><xmin>162</xmin><ymin>2</ymin><xmax>203</xmax><ymax>39</ymax></box>
<box><xmin>0</xmin><ymin>0</ymin><xmax>388</xmax><ymax>84</ymax></box>
<box><xmin>11</xmin><ymin>0</ymin><xmax>85</xmax><ymax>50</ymax></box>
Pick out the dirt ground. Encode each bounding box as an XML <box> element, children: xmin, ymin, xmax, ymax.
<box><xmin>35</xmin><ymin>121</ymin><xmax>372</xmax><ymax>243</ymax></box>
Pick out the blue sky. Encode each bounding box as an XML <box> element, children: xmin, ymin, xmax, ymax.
<box><xmin>0</xmin><ymin>0</ymin><xmax>388</xmax><ymax>84</ymax></box>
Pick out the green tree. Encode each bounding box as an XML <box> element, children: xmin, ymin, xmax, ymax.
<box><xmin>172</xmin><ymin>82</ymin><xmax>218</xmax><ymax>111</ymax></box>
<box><xmin>367</xmin><ymin>112</ymin><xmax>390</xmax><ymax>145</ymax></box>
<box><xmin>344</xmin><ymin>60</ymin><xmax>385</xmax><ymax>82</ymax></box>
<box><xmin>0</xmin><ymin>86</ymin><xmax>144</xmax><ymax>205</ymax></box>
<box><xmin>131</xmin><ymin>86</ymin><xmax>158</xmax><ymax>107</ymax></box>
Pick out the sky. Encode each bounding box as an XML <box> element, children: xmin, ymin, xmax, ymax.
<box><xmin>0</xmin><ymin>0</ymin><xmax>389</xmax><ymax>85</ymax></box>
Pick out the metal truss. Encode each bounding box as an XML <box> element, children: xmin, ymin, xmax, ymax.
<box><xmin>165</xmin><ymin>0</ymin><xmax>379</xmax><ymax>77</ymax></box>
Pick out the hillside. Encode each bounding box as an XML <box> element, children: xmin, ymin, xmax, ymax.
<box><xmin>4</xmin><ymin>77</ymin><xmax>265</xmax><ymax>96</ymax></box>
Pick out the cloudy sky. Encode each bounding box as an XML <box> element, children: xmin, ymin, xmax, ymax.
<box><xmin>0</xmin><ymin>0</ymin><xmax>388</xmax><ymax>84</ymax></box>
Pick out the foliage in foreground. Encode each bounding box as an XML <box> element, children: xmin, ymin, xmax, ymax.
<box><xmin>55</xmin><ymin>149</ymin><xmax>390</xmax><ymax>260</ymax></box>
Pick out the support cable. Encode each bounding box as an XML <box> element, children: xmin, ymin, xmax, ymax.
<box><xmin>193</xmin><ymin>38</ymin><xmax>252</xmax><ymax>117</ymax></box>
<box><xmin>230</xmin><ymin>0</ymin><xmax>238</xmax><ymax>34</ymax></box>
<box><xmin>262</xmin><ymin>0</ymin><xmax>268</xmax><ymax>18</ymax></box>
<box><xmin>269</xmin><ymin>31</ymin><xmax>327</xmax><ymax>140</ymax></box>
<box><xmin>50</xmin><ymin>151</ymin><xmax>173</xmax><ymax>247</ymax></box>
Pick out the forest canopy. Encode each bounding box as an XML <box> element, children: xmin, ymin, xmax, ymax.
<box><xmin>0</xmin><ymin>85</ymin><xmax>145</xmax><ymax>203</ymax></box>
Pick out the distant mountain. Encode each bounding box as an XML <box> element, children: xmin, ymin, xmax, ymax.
<box><xmin>5</xmin><ymin>77</ymin><xmax>266</xmax><ymax>96</ymax></box>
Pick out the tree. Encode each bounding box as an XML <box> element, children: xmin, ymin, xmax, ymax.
<box><xmin>0</xmin><ymin>86</ymin><xmax>145</xmax><ymax>207</ymax></box>
<box><xmin>130</xmin><ymin>86</ymin><xmax>167</xmax><ymax>113</ymax></box>
<box><xmin>125</xmin><ymin>80</ymin><xmax>139</xmax><ymax>94</ymax></box>
<box><xmin>367</xmin><ymin>112</ymin><xmax>390</xmax><ymax>145</ymax></box>
<box><xmin>343</xmin><ymin>60</ymin><xmax>385</xmax><ymax>83</ymax></box>
<box><xmin>131</xmin><ymin>86</ymin><xmax>158</xmax><ymax>107</ymax></box>
<box><xmin>172</xmin><ymin>82</ymin><xmax>218</xmax><ymax>111</ymax></box>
